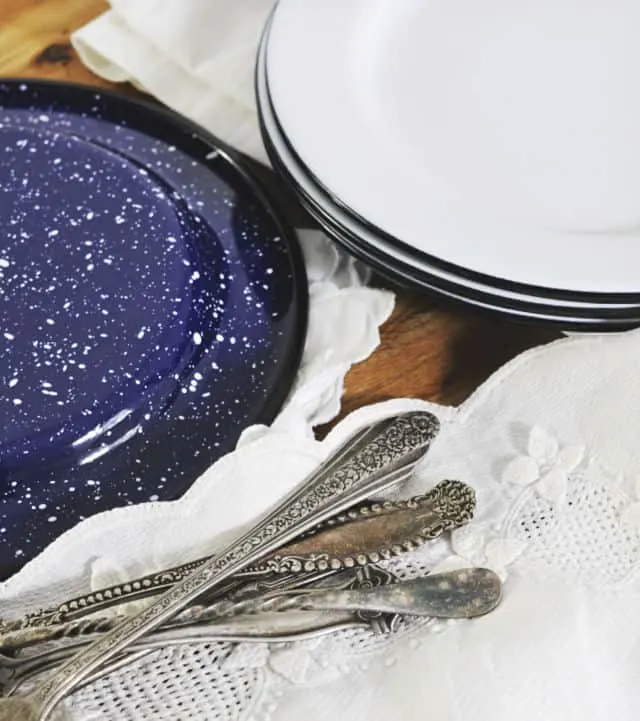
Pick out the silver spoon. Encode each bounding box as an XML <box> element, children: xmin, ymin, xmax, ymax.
<box><xmin>0</xmin><ymin>411</ymin><xmax>440</xmax><ymax>721</ymax></box>
<box><xmin>216</xmin><ymin>566</ymin><xmax>501</xmax><ymax>619</ymax></box>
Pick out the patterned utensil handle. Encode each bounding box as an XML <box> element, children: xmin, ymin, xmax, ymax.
<box><xmin>15</xmin><ymin>411</ymin><xmax>440</xmax><ymax>720</ymax></box>
<box><xmin>2</xmin><ymin>478</ymin><xmax>476</xmax><ymax>648</ymax></box>
<box><xmin>204</xmin><ymin>567</ymin><xmax>502</xmax><ymax>620</ymax></box>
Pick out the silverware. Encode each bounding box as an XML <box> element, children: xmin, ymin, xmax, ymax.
<box><xmin>204</xmin><ymin>567</ymin><xmax>501</xmax><ymax>619</ymax></box>
<box><xmin>2</xmin><ymin>478</ymin><xmax>475</xmax><ymax>636</ymax></box>
<box><xmin>0</xmin><ymin>476</ymin><xmax>476</xmax><ymax>699</ymax></box>
<box><xmin>1</xmin><ymin>568</ymin><xmax>501</xmax><ymax>697</ymax></box>
<box><xmin>2</xmin><ymin>563</ymin><xmax>385</xmax><ymax>697</ymax></box>
<box><xmin>0</xmin><ymin>411</ymin><xmax>440</xmax><ymax>721</ymax></box>
<box><xmin>2</xmin><ymin>563</ymin><xmax>386</xmax><ymax>696</ymax></box>
<box><xmin>1</xmin><ymin>622</ymin><xmax>356</xmax><ymax>698</ymax></box>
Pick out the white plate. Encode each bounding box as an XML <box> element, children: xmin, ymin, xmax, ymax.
<box><xmin>266</xmin><ymin>0</ymin><xmax>640</xmax><ymax>294</ymax></box>
<box><xmin>258</xmin><ymin>28</ymin><xmax>640</xmax><ymax>316</ymax></box>
<box><xmin>257</xmin><ymin>25</ymin><xmax>640</xmax><ymax>327</ymax></box>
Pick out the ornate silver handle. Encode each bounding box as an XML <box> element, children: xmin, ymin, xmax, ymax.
<box><xmin>2</xmin><ymin>411</ymin><xmax>439</xmax><ymax>721</ymax></box>
<box><xmin>2</xmin><ymin>479</ymin><xmax>477</xmax><ymax>650</ymax></box>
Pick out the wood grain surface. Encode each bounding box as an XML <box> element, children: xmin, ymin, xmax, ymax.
<box><xmin>0</xmin><ymin>0</ymin><xmax>562</xmax><ymax>428</ymax></box>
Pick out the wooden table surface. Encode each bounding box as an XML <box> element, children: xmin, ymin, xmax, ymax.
<box><xmin>0</xmin><ymin>0</ymin><xmax>562</xmax><ymax>427</ymax></box>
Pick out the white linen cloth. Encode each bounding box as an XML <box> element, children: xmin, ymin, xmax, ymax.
<box><xmin>1</xmin><ymin>2</ymin><xmax>638</xmax><ymax>720</ymax></box>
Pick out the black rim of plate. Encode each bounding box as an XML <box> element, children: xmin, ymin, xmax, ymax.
<box><xmin>254</xmin><ymin>38</ymin><xmax>640</xmax><ymax>329</ymax></box>
<box><xmin>270</xmin><ymin>136</ymin><xmax>640</xmax><ymax>327</ymax></box>
<box><xmin>261</xmin><ymin>28</ymin><xmax>640</xmax><ymax>305</ymax></box>
<box><xmin>0</xmin><ymin>78</ymin><xmax>309</xmax><ymax>579</ymax></box>
<box><xmin>264</xmin><ymin>125</ymin><xmax>640</xmax><ymax>331</ymax></box>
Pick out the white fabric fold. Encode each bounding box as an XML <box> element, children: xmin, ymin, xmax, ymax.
<box><xmin>72</xmin><ymin>0</ymin><xmax>275</xmax><ymax>163</ymax></box>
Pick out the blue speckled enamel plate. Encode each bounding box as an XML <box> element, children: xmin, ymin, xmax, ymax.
<box><xmin>0</xmin><ymin>80</ymin><xmax>307</xmax><ymax>579</ymax></box>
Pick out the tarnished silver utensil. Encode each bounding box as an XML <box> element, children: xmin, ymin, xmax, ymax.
<box><xmin>206</xmin><ymin>567</ymin><xmax>501</xmax><ymax>619</ymax></box>
<box><xmin>1</xmin><ymin>563</ymin><xmax>384</xmax><ymax>696</ymax></box>
<box><xmin>0</xmin><ymin>411</ymin><xmax>439</xmax><ymax>721</ymax></box>
<box><xmin>2</xmin><ymin>478</ymin><xmax>475</xmax><ymax>636</ymax></box>
<box><xmin>1</xmin><ymin>568</ymin><xmax>501</xmax><ymax>697</ymax></box>
<box><xmin>1</xmin><ymin>563</ymin><xmax>384</xmax><ymax>697</ymax></box>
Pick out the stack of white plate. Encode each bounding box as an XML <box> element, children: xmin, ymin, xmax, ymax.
<box><xmin>256</xmin><ymin>0</ymin><xmax>640</xmax><ymax>330</ymax></box>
